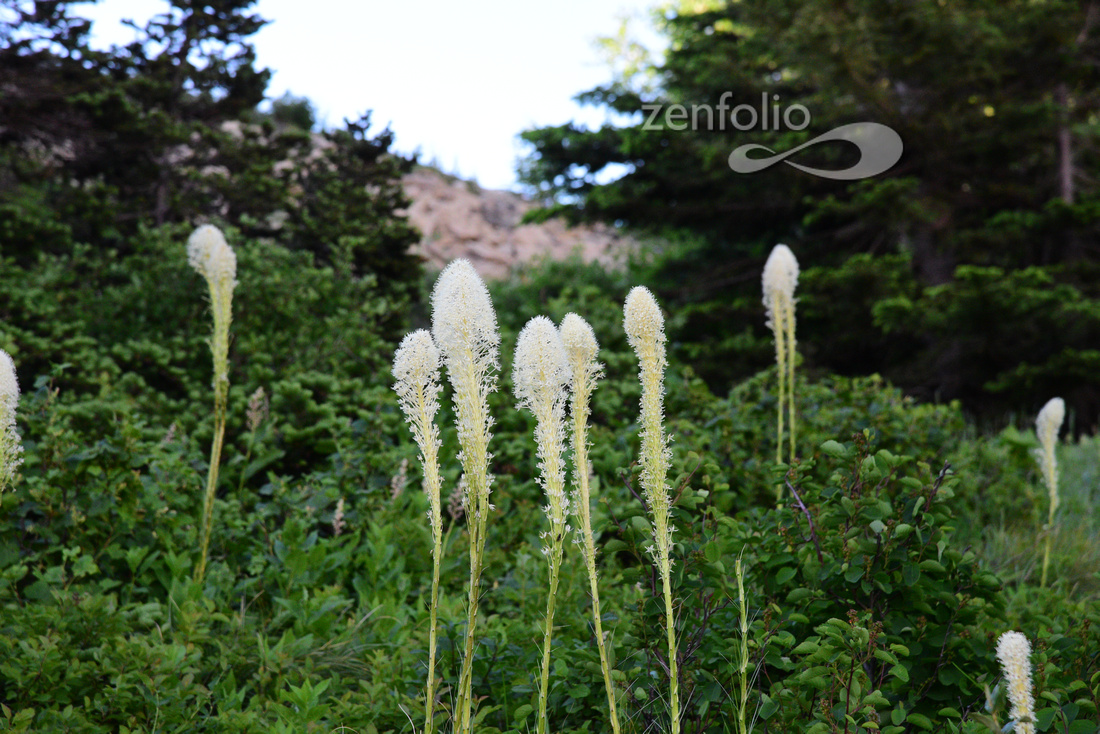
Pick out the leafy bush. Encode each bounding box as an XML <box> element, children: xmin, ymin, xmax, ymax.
<box><xmin>0</xmin><ymin>249</ymin><xmax>1097</xmax><ymax>732</ymax></box>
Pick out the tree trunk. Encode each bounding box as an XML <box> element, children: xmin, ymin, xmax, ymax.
<box><xmin>1057</xmin><ymin>83</ymin><xmax>1083</xmax><ymax>261</ymax></box>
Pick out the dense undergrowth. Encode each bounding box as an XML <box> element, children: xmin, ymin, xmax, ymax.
<box><xmin>0</xmin><ymin>239</ymin><xmax>1097</xmax><ymax>733</ymax></box>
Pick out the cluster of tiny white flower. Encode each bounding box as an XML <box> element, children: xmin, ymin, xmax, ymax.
<box><xmin>623</xmin><ymin>286</ymin><xmax>673</xmax><ymax>556</ymax></box>
<box><xmin>393</xmin><ymin>330</ymin><xmax>443</xmax><ymax>499</ymax></box>
<box><xmin>762</xmin><ymin>243</ymin><xmax>800</xmax><ymax>474</ymax></box>
<box><xmin>187</xmin><ymin>224</ymin><xmax>237</xmax><ymax>287</ymax></box>
<box><xmin>1034</xmin><ymin>396</ymin><xmax>1064</xmax><ymax>515</ymax></box>
<box><xmin>187</xmin><ymin>224</ymin><xmax>237</xmax><ymax>391</ymax></box>
<box><xmin>0</xmin><ymin>349</ymin><xmax>23</xmax><ymax>491</ymax></box>
<box><xmin>762</xmin><ymin>243</ymin><xmax>799</xmax><ymax>332</ymax></box>
<box><xmin>996</xmin><ymin>631</ymin><xmax>1036</xmax><ymax>734</ymax></box>
<box><xmin>513</xmin><ymin>315</ymin><xmax>572</xmax><ymax>546</ymax></box>
<box><xmin>428</xmin><ymin>259</ymin><xmax>501</xmax><ymax>734</ymax></box>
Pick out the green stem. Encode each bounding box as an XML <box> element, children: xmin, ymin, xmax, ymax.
<box><xmin>660</xmin><ymin>557</ymin><xmax>680</xmax><ymax>734</ymax></box>
<box><xmin>1040</xmin><ymin>527</ymin><xmax>1052</xmax><ymax>588</ymax></box>
<box><xmin>736</xmin><ymin>557</ymin><xmax>749</xmax><ymax>734</ymax></box>
<box><xmin>456</xmin><ymin>505</ymin><xmax>485</xmax><ymax>734</ymax></box>
<box><xmin>453</xmin><ymin>351</ymin><xmax>492</xmax><ymax>734</ymax></box>
<box><xmin>537</xmin><ymin>543</ymin><xmax>564</xmax><ymax>734</ymax></box>
<box><xmin>585</xmin><ymin>553</ymin><xmax>620</xmax><ymax>734</ymax></box>
<box><xmin>785</xmin><ymin>298</ymin><xmax>796</xmax><ymax>464</ymax></box>
<box><xmin>773</xmin><ymin>301</ymin><xmax>787</xmax><ymax>506</ymax></box>
<box><xmin>425</xmin><ymin>540</ymin><xmax>441</xmax><ymax>734</ymax></box>
<box><xmin>569</xmin><ymin>350</ymin><xmax>620</xmax><ymax>734</ymax></box>
<box><xmin>774</xmin><ymin>304</ymin><xmax>786</xmax><ymax>468</ymax></box>
<box><xmin>195</xmin><ymin>390</ymin><xmax>227</xmax><ymax>583</ymax></box>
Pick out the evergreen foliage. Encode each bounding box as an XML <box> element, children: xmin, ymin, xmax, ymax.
<box><xmin>0</xmin><ymin>0</ymin><xmax>419</xmax><ymax>291</ymax></box>
<box><xmin>520</xmin><ymin>0</ymin><xmax>1100</xmax><ymax>424</ymax></box>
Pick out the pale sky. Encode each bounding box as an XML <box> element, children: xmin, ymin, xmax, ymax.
<box><xmin>78</xmin><ymin>0</ymin><xmax>657</xmax><ymax>191</ymax></box>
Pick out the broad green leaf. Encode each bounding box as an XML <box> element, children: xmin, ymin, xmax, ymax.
<box><xmin>906</xmin><ymin>713</ymin><xmax>933</xmax><ymax>730</ymax></box>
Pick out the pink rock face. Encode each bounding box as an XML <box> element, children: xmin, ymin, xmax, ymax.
<box><xmin>402</xmin><ymin>168</ymin><xmax>635</xmax><ymax>279</ymax></box>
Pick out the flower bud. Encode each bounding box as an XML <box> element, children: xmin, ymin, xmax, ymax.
<box><xmin>559</xmin><ymin>312</ymin><xmax>599</xmax><ymax>369</ymax></box>
<box><xmin>624</xmin><ymin>286</ymin><xmax>666</xmax><ymax>363</ymax></box>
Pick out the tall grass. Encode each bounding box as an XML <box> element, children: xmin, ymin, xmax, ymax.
<box><xmin>734</xmin><ymin>556</ymin><xmax>752</xmax><ymax>734</ymax></box>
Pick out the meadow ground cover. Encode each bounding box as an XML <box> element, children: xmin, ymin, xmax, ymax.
<box><xmin>0</xmin><ymin>232</ymin><xmax>1097</xmax><ymax>733</ymax></box>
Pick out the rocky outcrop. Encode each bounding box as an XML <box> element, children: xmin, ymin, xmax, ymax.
<box><xmin>402</xmin><ymin>168</ymin><xmax>635</xmax><ymax>279</ymax></box>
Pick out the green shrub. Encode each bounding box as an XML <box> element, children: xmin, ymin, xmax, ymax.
<box><xmin>1</xmin><ymin>250</ymin><xmax>1098</xmax><ymax>733</ymax></box>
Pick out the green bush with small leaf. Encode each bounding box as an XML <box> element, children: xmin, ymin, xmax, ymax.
<box><xmin>0</xmin><ymin>244</ymin><xmax>1098</xmax><ymax>732</ymax></box>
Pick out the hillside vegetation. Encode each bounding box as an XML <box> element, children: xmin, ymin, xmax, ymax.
<box><xmin>0</xmin><ymin>1</ymin><xmax>1098</xmax><ymax>732</ymax></box>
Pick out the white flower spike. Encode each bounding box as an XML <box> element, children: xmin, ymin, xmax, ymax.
<box><xmin>996</xmin><ymin>631</ymin><xmax>1036</xmax><ymax>734</ymax></box>
<box><xmin>429</xmin><ymin>259</ymin><xmax>500</xmax><ymax>734</ymax></box>
<box><xmin>0</xmin><ymin>349</ymin><xmax>23</xmax><ymax>491</ymax></box>
<box><xmin>187</xmin><ymin>224</ymin><xmax>237</xmax><ymax>286</ymax></box>
<box><xmin>1034</xmin><ymin>396</ymin><xmax>1065</xmax><ymax>587</ymax></box>
<box><xmin>762</xmin><ymin>243</ymin><xmax>799</xmax><ymax>324</ymax></box>
<box><xmin>514</xmin><ymin>315</ymin><xmax>572</xmax><ymax>734</ymax></box>
<box><xmin>762</xmin><ymin>243</ymin><xmax>800</xmax><ymax>475</ymax></box>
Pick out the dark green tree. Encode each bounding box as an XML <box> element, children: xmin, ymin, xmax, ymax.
<box><xmin>0</xmin><ymin>1</ymin><xmax>419</xmax><ymax>295</ymax></box>
<box><xmin>520</xmin><ymin>0</ymin><xmax>1100</xmax><ymax>423</ymax></box>
<box><xmin>281</xmin><ymin>113</ymin><xmax>420</xmax><ymax>288</ymax></box>
<box><xmin>268</xmin><ymin>92</ymin><xmax>316</xmax><ymax>131</ymax></box>
<box><xmin>1</xmin><ymin>0</ymin><xmax>277</xmax><ymax>246</ymax></box>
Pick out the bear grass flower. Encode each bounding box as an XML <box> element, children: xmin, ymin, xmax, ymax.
<box><xmin>623</xmin><ymin>285</ymin><xmax>680</xmax><ymax>734</ymax></box>
<box><xmin>187</xmin><ymin>224</ymin><xmax>237</xmax><ymax>393</ymax></box>
<box><xmin>560</xmin><ymin>313</ymin><xmax>620</xmax><ymax>734</ymax></box>
<box><xmin>187</xmin><ymin>224</ymin><xmax>237</xmax><ymax>583</ymax></box>
<box><xmin>762</xmin><ymin>244</ymin><xmax>799</xmax><ymax>493</ymax></box>
<box><xmin>996</xmin><ymin>631</ymin><xmax>1036</xmax><ymax>734</ymax></box>
<box><xmin>513</xmin><ymin>315</ymin><xmax>572</xmax><ymax>734</ymax></box>
<box><xmin>431</xmin><ymin>258</ymin><xmax>499</xmax><ymax>734</ymax></box>
<box><xmin>393</xmin><ymin>329</ymin><xmax>445</xmax><ymax>734</ymax></box>
<box><xmin>1034</xmin><ymin>396</ymin><xmax>1064</xmax><ymax>587</ymax></box>
<box><xmin>0</xmin><ymin>349</ymin><xmax>23</xmax><ymax>493</ymax></box>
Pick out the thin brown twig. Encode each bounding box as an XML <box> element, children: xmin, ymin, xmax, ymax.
<box><xmin>786</xmin><ymin>479</ymin><xmax>824</xmax><ymax>564</ymax></box>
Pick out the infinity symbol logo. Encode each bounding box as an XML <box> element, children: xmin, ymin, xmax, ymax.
<box><xmin>728</xmin><ymin>122</ymin><xmax>903</xmax><ymax>180</ymax></box>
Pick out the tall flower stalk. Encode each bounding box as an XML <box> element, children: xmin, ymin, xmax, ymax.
<box><xmin>996</xmin><ymin>631</ymin><xmax>1036</xmax><ymax>734</ymax></box>
<box><xmin>393</xmin><ymin>330</ymin><xmax>444</xmax><ymax>734</ymax></box>
<box><xmin>623</xmin><ymin>286</ymin><xmax>680</xmax><ymax>734</ymax></box>
<box><xmin>762</xmin><ymin>244</ymin><xmax>799</xmax><ymax>498</ymax></box>
<box><xmin>0</xmin><ymin>349</ymin><xmax>23</xmax><ymax>493</ymax></box>
<box><xmin>1034</xmin><ymin>397</ymin><xmax>1063</xmax><ymax>588</ymax></box>
<box><xmin>513</xmin><ymin>316</ymin><xmax>571</xmax><ymax>734</ymax></box>
<box><xmin>560</xmin><ymin>313</ymin><xmax>620</xmax><ymax>734</ymax></box>
<box><xmin>188</xmin><ymin>224</ymin><xmax>237</xmax><ymax>583</ymax></box>
<box><xmin>431</xmin><ymin>259</ymin><xmax>499</xmax><ymax>734</ymax></box>
<box><xmin>734</xmin><ymin>556</ymin><xmax>750</xmax><ymax>734</ymax></box>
